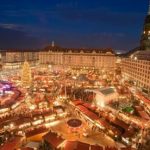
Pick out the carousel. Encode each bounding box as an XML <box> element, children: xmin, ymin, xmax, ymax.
<box><xmin>67</xmin><ymin>118</ymin><xmax>83</xmax><ymax>133</ymax></box>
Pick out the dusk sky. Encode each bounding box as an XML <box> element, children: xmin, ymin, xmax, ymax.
<box><xmin>0</xmin><ymin>0</ymin><xmax>149</xmax><ymax>52</ymax></box>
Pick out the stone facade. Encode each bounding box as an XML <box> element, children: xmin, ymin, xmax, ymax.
<box><xmin>39</xmin><ymin>46</ymin><xmax>116</xmax><ymax>71</ymax></box>
<box><xmin>122</xmin><ymin>57</ymin><xmax>150</xmax><ymax>94</ymax></box>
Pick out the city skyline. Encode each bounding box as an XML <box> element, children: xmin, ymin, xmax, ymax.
<box><xmin>0</xmin><ymin>0</ymin><xmax>148</xmax><ymax>52</ymax></box>
<box><xmin>0</xmin><ymin>1</ymin><xmax>150</xmax><ymax>149</ymax></box>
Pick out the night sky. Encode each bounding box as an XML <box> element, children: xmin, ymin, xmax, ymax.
<box><xmin>0</xmin><ymin>0</ymin><xmax>149</xmax><ymax>52</ymax></box>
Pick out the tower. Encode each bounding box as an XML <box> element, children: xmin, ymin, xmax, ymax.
<box><xmin>140</xmin><ymin>0</ymin><xmax>150</xmax><ymax>50</ymax></box>
<box><xmin>21</xmin><ymin>61</ymin><xmax>32</xmax><ymax>87</ymax></box>
<box><xmin>52</xmin><ymin>41</ymin><xmax>55</xmax><ymax>47</ymax></box>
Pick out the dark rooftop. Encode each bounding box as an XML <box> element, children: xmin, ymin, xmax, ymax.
<box><xmin>99</xmin><ymin>87</ymin><xmax>115</xmax><ymax>96</ymax></box>
<box><xmin>131</xmin><ymin>50</ymin><xmax>150</xmax><ymax>61</ymax></box>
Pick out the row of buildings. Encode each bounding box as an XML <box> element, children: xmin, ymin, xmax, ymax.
<box><xmin>0</xmin><ymin>4</ymin><xmax>150</xmax><ymax>94</ymax></box>
<box><xmin>0</xmin><ymin>45</ymin><xmax>116</xmax><ymax>71</ymax></box>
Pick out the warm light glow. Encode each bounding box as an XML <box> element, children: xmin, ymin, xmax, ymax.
<box><xmin>32</xmin><ymin>119</ymin><xmax>44</xmax><ymax>126</ymax></box>
<box><xmin>134</xmin><ymin>57</ymin><xmax>137</xmax><ymax>60</ymax></box>
<box><xmin>44</xmin><ymin>115</ymin><xmax>56</xmax><ymax>122</ymax></box>
<box><xmin>10</xmin><ymin>123</ymin><xmax>14</xmax><ymax>129</ymax></box>
<box><xmin>19</xmin><ymin>123</ymin><xmax>31</xmax><ymax>129</ymax></box>
<box><xmin>45</xmin><ymin>120</ymin><xmax>61</xmax><ymax>128</ymax></box>
<box><xmin>30</xmin><ymin>105</ymin><xmax>36</xmax><ymax>110</ymax></box>
<box><xmin>0</xmin><ymin>108</ymin><xmax>10</xmax><ymax>113</ymax></box>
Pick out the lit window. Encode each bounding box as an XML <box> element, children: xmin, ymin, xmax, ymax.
<box><xmin>134</xmin><ymin>57</ymin><xmax>137</xmax><ymax>61</ymax></box>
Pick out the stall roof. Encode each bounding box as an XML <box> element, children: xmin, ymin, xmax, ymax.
<box><xmin>26</xmin><ymin>126</ymin><xmax>48</xmax><ymax>137</ymax></box>
<box><xmin>64</xmin><ymin>141</ymin><xmax>103</xmax><ymax>150</ymax></box>
<box><xmin>138</xmin><ymin>110</ymin><xmax>150</xmax><ymax>120</ymax></box>
<box><xmin>43</xmin><ymin>131</ymin><xmax>64</xmax><ymax>148</ymax></box>
<box><xmin>77</xmin><ymin>105</ymin><xmax>99</xmax><ymax>120</ymax></box>
<box><xmin>0</xmin><ymin>136</ymin><xmax>23</xmax><ymax>150</ymax></box>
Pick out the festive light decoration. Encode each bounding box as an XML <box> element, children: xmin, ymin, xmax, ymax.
<box><xmin>21</xmin><ymin>61</ymin><xmax>32</xmax><ymax>87</ymax></box>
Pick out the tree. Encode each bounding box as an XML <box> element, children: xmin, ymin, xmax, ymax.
<box><xmin>21</xmin><ymin>61</ymin><xmax>32</xmax><ymax>87</ymax></box>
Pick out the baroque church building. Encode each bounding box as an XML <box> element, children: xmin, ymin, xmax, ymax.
<box><xmin>122</xmin><ymin>3</ymin><xmax>150</xmax><ymax>94</ymax></box>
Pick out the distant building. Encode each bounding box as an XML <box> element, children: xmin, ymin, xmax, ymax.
<box><xmin>39</xmin><ymin>42</ymin><xmax>116</xmax><ymax>71</ymax></box>
<box><xmin>0</xmin><ymin>49</ymin><xmax>39</xmax><ymax>69</ymax></box>
<box><xmin>122</xmin><ymin>53</ymin><xmax>150</xmax><ymax>94</ymax></box>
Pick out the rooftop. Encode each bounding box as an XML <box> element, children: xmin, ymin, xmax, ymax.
<box><xmin>98</xmin><ymin>87</ymin><xmax>116</xmax><ymax>96</ymax></box>
<box><xmin>43</xmin><ymin>44</ymin><xmax>115</xmax><ymax>54</ymax></box>
<box><xmin>131</xmin><ymin>50</ymin><xmax>150</xmax><ymax>61</ymax></box>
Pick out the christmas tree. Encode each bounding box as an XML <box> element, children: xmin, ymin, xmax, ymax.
<box><xmin>21</xmin><ymin>61</ymin><xmax>32</xmax><ymax>87</ymax></box>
